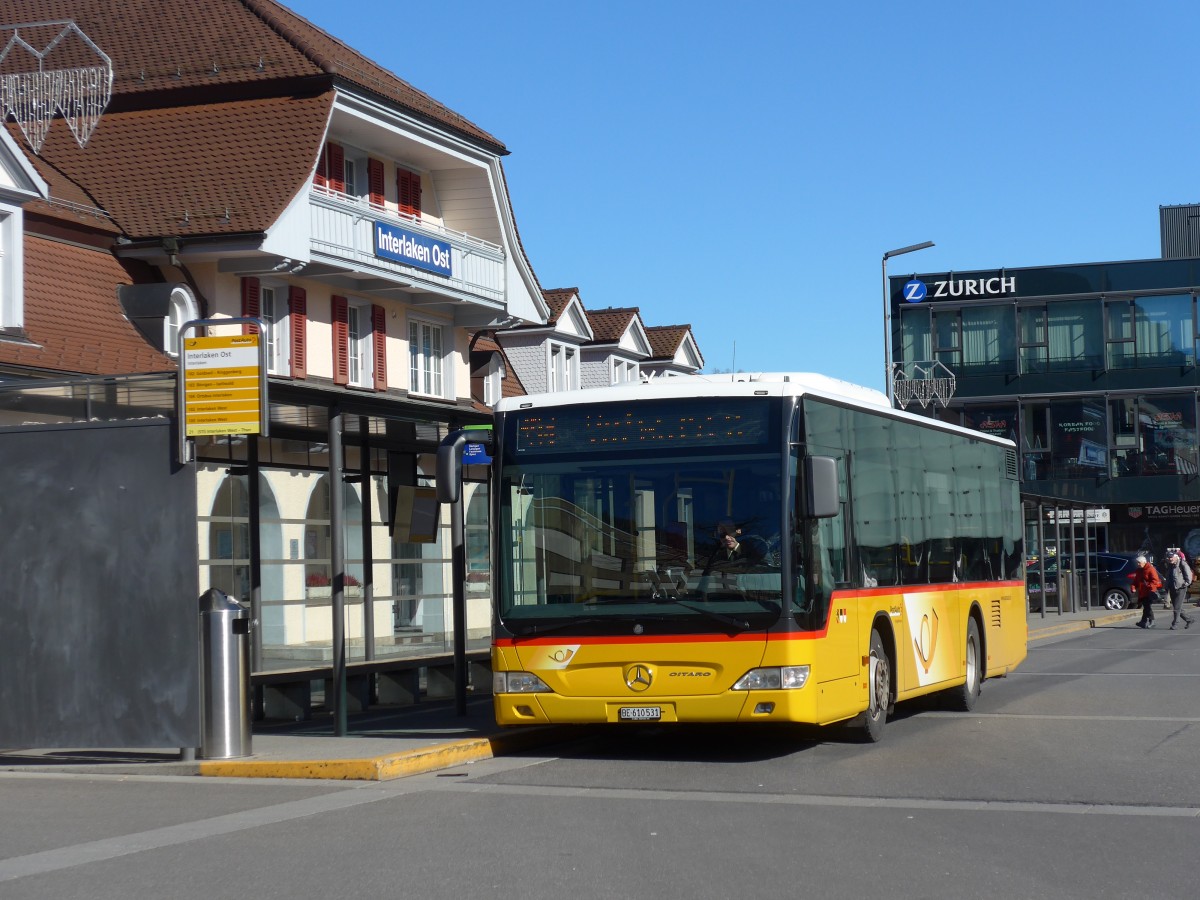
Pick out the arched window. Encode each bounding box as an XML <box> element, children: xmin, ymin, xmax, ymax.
<box><xmin>164</xmin><ymin>286</ymin><xmax>198</xmax><ymax>357</ymax></box>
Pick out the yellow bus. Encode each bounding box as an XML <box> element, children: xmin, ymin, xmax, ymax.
<box><xmin>465</xmin><ymin>372</ymin><xmax>1026</xmax><ymax>741</ymax></box>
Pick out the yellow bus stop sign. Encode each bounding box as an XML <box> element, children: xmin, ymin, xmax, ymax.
<box><xmin>182</xmin><ymin>334</ymin><xmax>265</xmax><ymax>437</ymax></box>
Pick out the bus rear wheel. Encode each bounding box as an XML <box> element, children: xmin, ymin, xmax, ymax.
<box><xmin>858</xmin><ymin>628</ymin><xmax>890</xmax><ymax>742</ymax></box>
<box><xmin>944</xmin><ymin>617</ymin><xmax>982</xmax><ymax>712</ymax></box>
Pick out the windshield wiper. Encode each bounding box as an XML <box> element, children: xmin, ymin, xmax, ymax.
<box><xmin>507</xmin><ymin>616</ymin><xmax>610</xmax><ymax>638</ymax></box>
<box><xmin>650</xmin><ymin>596</ymin><xmax>752</xmax><ymax>632</ymax></box>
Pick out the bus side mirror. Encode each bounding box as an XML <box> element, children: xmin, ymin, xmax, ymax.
<box><xmin>436</xmin><ymin>432</ymin><xmax>467</xmax><ymax>504</ymax></box>
<box><xmin>805</xmin><ymin>456</ymin><xmax>839</xmax><ymax>519</ymax></box>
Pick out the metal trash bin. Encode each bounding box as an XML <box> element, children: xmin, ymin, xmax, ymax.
<box><xmin>199</xmin><ymin>588</ymin><xmax>252</xmax><ymax>759</ymax></box>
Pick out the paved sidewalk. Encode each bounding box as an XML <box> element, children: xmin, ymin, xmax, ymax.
<box><xmin>0</xmin><ymin>604</ymin><xmax>1152</xmax><ymax>783</ymax></box>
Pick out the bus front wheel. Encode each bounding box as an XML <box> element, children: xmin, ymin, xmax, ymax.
<box><xmin>944</xmin><ymin>617</ymin><xmax>982</xmax><ymax>712</ymax></box>
<box><xmin>858</xmin><ymin>628</ymin><xmax>890</xmax><ymax>742</ymax></box>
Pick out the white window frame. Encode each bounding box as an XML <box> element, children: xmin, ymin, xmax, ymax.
<box><xmin>409</xmin><ymin>317</ymin><xmax>446</xmax><ymax>398</ymax></box>
<box><xmin>610</xmin><ymin>358</ymin><xmax>638</xmax><ymax>385</ymax></box>
<box><xmin>342</xmin><ymin>145</ymin><xmax>369</xmax><ymax>204</ymax></box>
<box><xmin>260</xmin><ymin>281</ymin><xmax>290</xmax><ymax>375</ymax></box>
<box><xmin>347</xmin><ymin>299</ymin><xmax>374</xmax><ymax>387</ymax></box>
<box><xmin>548</xmin><ymin>341</ymin><xmax>579</xmax><ymax>392</ymax></box>
<box><xmin>163</xmin><ymin>286</ymin><xmax>199</xmax><ymax>357</ymax></box>
<box><xmin>483</xmin><ymin>355</ymin><xmax>505</xmax><ymax>406</ymax></box>
<box><xmin>0</xmin><ymin>209</ymin><xmax>15</xmax><ymax>331</ymax></box>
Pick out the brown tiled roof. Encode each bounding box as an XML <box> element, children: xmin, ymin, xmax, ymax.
<box><xmin>645</xmin><ymin>324</ymin><xmax>692</xmax><ymax>360</ymax></box>
<box><xmin>540</xmin><ymin>288</ymin><xmax>579</xmax><ymax>325</ymax></box>
<box><xmin>469</xmin><ymin>330</ymin><xmax>527</xmax><ymax>399</ymax></box>
<box><xmin>586</xmin><ymin>307</ymin><xmax>641</xmax><ymax>343</ymax></box>
<box><xmin>0</xmin><ymin>1</ymin><xmax>503</xmax><ymax>151</ymax></box>
<box><xmin>24</xmin><ymin>93</ymin><xmax>333</xmax><ymax>239</ymax></box>
<box><xmin>0</xmin><ymin>235</ymin><xmax>175</xmax><ymax>375</ymax></box>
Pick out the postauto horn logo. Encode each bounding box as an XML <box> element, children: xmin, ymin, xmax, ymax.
<box><xmin>902</xmin><ymin>275</ymin><xmax>1017</xmax><ymax>302</ymax></box>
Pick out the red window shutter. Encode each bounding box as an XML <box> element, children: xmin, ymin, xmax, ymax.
<box><xmin>241</xmin><ymin>277</ymin><xmax>260</xmax><ymax>335</ymax></box>
<box><xmin>332</xmin><ymin>295</ymin><xmax>349</xmax><ymax>385</ymax></box>
<box><xmin>397</xmin><ymin>168</ymin><xmax>421</xmax><ymax>218</ymax></box>
<box><xmin>368</xmin><ymin>158</ymin><xmax>385</xmax><ymax>208</ymax></box>
<box><xmin>289</xmin><ymin>286</ymin><xmax>307</xmax><ymax>379</ymax></box>
<box><xmin>327</xmin><ymin>143</ymin><xmax>345</xmax><ymax>194</ymax></box>
<box><xmin>313</xmin><ymin>144</ymin><xmax>328</xmax><ymax>188</ymax></box>
<box><xmin>372</xmin><ymin>304</ymin><xmax>387</xmax><ymax>391</ymax></box>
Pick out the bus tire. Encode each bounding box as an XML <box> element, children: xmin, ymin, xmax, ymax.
<box><xmin>857</xmin><ymin>628</ymin><xmax>890</xmax><ymax>742</ymax></box>
<box><xmin>945</xmin><ymin>616</ymin><xmax>982</xmax><ymax>712</ymax></box>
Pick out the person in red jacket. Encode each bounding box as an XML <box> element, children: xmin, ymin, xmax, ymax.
<box><xmin>1131</xmin><ymin>554</ymin><xmax>1163</xmax><ymax>629</ymax></box>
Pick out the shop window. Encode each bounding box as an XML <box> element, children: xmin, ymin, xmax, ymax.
<box><xmin>1048</xmin><ymin>399</ymin><xmax>1107</xmax><ymax>479</ymax></box>
<box><xmin>1139</xmin><ymin>395</ymin><xmax>1197</xmax><ymax>475</ymax></box>
<box><xmin>1109</xmin><ymin>397</ymin><xmax>1139</xmax><ymax>477</ymax></box>
<box><xmin>1021</xmin><ymin>402</ymin><xmax>1050</xmax><ymax>481</ymax></box>
<box><xmin>963</xmin><ymin>405</ymin><xmax>1018</xmax><ymax>444</ymax></box>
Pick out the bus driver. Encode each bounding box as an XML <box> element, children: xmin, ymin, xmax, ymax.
<box><xmin>702</xmin><ymin>519</ymin><xmax>765</xmax><ymax>575</ymax></box>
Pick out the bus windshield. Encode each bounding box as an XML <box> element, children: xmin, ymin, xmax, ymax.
<box><xmin>497</xmin><ymin>398</ymin><xmax>785</xmax><ymax>635</ymax></box>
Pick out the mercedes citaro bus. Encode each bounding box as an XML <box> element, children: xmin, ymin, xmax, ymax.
<box><xmin>441</xmin><ymin>372</ymin><xmax>1026</xmax><ymax>740</ymax></box>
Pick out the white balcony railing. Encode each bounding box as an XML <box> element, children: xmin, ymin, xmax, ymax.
<box><xmin>309</xmin><ymin>188</ymin><xmax>505</xmax><ymax>304</ymax></box>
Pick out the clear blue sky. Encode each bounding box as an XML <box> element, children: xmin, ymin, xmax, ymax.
<box><xmin>287</xmin><ymin>0</ymin><xmax>1200</xmax><ymax>393</ymax></box>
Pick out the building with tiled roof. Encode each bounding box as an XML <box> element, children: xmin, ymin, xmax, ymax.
<box><xmin>581</xmin><ymin>306</ymin><xmax>650</xmax><ymax>388</ymax></box>
<box><xmin>643</xmin><ymin>324</ymin><xmax>705</xmax><ymax>378</ymax></box>
<box><xmin>0</xmin><ymin>0</ymin><xmax>548</xmax><ymax>676</ymax></box>
<box><xmin>474</xmin><ymin>290</ymin><xmax>705</xmax><ymax>403</ymax></box>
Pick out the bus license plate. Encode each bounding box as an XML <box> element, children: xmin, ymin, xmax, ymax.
<box><xmin>618</xmin><ymin>706</ymin><xmax>661</xmax><ymax>721</ymax></box>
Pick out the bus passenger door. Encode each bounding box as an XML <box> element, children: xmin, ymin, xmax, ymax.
<box><xmin>801</xmin><ymin>455</ymin><xmax>859</xmax><ymax>686</ymax></box>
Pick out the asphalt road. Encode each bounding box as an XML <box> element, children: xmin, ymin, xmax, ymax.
<box><xmin>1</xmin><ymin>622</ymin><xmax>1197</xmax><ymax>900</ymax></box>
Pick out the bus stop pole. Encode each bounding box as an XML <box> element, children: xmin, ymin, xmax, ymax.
<box><xmin>329</xmin><ymin>407</ymin><xmax>348</xmax><ymax>736</ymax></box>
<box><xmin>450</xmin><ymin>486</ymin><xmax>467</xmax><ymax>716</ymax></box>
<box><xmin>436</xmin><ymin>429</ymin><xmax>472</xmax><ymax>716</ymax></box>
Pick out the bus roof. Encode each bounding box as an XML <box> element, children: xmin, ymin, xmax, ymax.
<box><xmin>494</xmin><ymin>372</ymin><xmax>1016</xmax><ymax>448</ymax></box>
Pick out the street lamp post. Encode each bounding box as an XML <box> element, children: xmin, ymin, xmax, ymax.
<box><xmin>882</xmin><ymin>240</ymin><xmax>935</xmax><ymax>406</ymax></box>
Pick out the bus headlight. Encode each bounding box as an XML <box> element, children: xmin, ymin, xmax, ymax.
<box><xmin>494</xmin><ymin>671</ymin><xmax>551</xmax><ymax>693</ymax></box>
<box><xmin>732</xmin><ymin>666</ymin><xmax>810</xmax><ymax>691</ymax></box>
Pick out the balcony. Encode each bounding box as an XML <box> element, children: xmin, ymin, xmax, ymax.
<box><xmin>308</xmin><ymin>187</ymin><xmax>505</xmax><ymax>306</ymax></box>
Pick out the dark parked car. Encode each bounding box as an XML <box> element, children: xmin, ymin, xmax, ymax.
<box><xmin>1027</xmin><ymin>552</ymin><xmax>1141</xmax><ymax>612</ymax></box>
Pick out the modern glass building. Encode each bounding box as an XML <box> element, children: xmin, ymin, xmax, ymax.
<box><xmin>889</xmin><ymin>230</ymin><xmax>1200</xmax><ymax>562</ymax></box>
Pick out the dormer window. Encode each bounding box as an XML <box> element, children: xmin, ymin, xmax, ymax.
<box><xmin>163</xmin><ymin>286</ymin><xmax>198</xmax><ymax>357</ymax></box>
<box><xmin>612</xmin><ymin>359</ymin><xmax>639</xmax><ymax>385</ymax></box>
<box><xmin>549</xmin><ymin>342</ymin><xmax>578</xmax><ymax>392</ymax></box>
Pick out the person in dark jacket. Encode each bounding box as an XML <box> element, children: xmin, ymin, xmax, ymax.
<box><xmin>1163</xmin><ymin>549</ymin><xmax>1194</xmax><ymax>630</ymax></box>
<box><xmin>1131</xmin><ymin>554</ymin><xmax>1163</xmax><ymax>629</ymax></box>
<box><xmin>702</xmin><ymin>519</ymin><xmax>764</xmax><ymax>575</ymax></box>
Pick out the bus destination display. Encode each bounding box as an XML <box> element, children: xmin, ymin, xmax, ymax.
<box><xmin>513</xmin><ymin>401</ymin><xmax>771</xmax><ymax>454</ymax></box>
